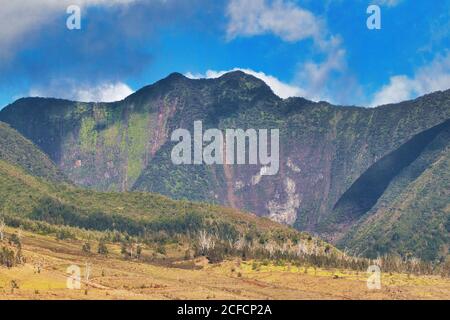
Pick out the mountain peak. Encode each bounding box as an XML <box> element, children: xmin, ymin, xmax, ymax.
<box><xmin>165</xmin><ymin>72</ymin><xmax>188</xmax><ymax>81</ymax></box>
<box><xmin>218</xmin><ymin>70</ymin><xmax>249</xmax><ymax>79</ymax></box>
<box><xmin>217</xmin><ymin>70</ymin><xmax>265</xmax><ymax>84</ymax></box>
<box><xmin>215</xmin><ymin>70</ymin><xmax>277</xmax><ymax>97</ymax></box>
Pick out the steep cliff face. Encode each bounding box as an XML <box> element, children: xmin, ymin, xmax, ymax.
<box><xmin>1</xmin><ymin>71</ymin><xmax>449</xmax><ymax>260</ymax></box>
<box><xmin>0</xmin><ymin>77</ymin><xmax>183</xmax><ymax>191</ymax></box>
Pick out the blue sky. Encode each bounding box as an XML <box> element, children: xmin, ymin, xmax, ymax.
<box><xmin>0</xmin><ymin>0</ymin><xmax>449</xmax><ymax>109</ymax></box>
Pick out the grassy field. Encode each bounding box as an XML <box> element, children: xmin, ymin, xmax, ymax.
<box><xmin>1</xmin><ymin>226</ymin><xmax>449</xmax><ymax>300</ymax></box>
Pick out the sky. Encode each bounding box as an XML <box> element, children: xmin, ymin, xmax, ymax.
<box><xmin>0</xmin><ymin>0</ymin><xmax>449</xmax><ymax>109</ymax></box>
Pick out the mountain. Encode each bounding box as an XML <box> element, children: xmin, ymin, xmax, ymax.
<box><xmin>1</xmin><ymin>71</ymin><xmax>449</xmax><ymax>260</ymax></box>
<box><xmin>0</xmin><ymin>133</ymin><xmax>321</xmax><ymax>259</ymax></box>
<box><xmin>0</xmin><ymin>116</ymin><xmax>341</xmax><ymax>271</ymax></box>
<box><xmin>0</xmin><ymin>121</ymin><xmax>67</xmax><ymax>184</ymax></box>
<box><xmin>1</xmin><ymin>118</ymin><xmax>447</xmax><ymax>300</ymax></box>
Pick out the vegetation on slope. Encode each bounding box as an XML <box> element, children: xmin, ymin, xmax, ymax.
<box><xmin>0</xmin><ymin>152</ymin><xmax>447</xmax><ymax>274</ymax></box>
<box><xmin>0</xmin><ymin>122</ymin><xmax>67</xmax><ymax>183</ymax></box>
<box><xmin>338</xmin><ymin>120</ymin><xmax>450</xmax><ymax>261</ymax></box>
<box><xmin>0</xmin><ymin>159</ymin><xmax>347</xmax><ymax>269</ymax></box>
<box><xmin>1</xmin><ymin>72</ymin><xmax>449</xmax><ymax>261</ymax></box>
<box><xmin>331</xmin><ymin>119</ymin><xmax>449</xmax><ymax>223</ymax></box>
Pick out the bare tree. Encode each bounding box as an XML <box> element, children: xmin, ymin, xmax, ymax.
<box><xmin>233</xmin><ymin>234</ymin><xmax>246</xmax><ymax>251</ymax></box>
<box><xmin>198</xmin><ymin>230</ymin><xmax>215</xmax><ymax>254</ymax></box>
<box><xmin>373</xmin><ymin>255</ymin><xmax>383</xmax><ymax>268</ymax></box>
<box><xmin>84</xmin><ymin>262</ymin><xmax>92</xmax><ymax>295</ymax></box>
<box><xmin>409</xmin><ymin>257</ymin><xmax>421</xmax><ymax>275</ymax></box>
<box><xmin>85</xmin><ymin>262</ymin><xmax>91</xmax><ymax>283</ymax></box>
<box><xmin>296</xmin><ymin>242</ymin><xmax>308</xmax><ymax>257</ymax></box>
<box><xmin>264</xmin><ymin>241</ymin><xmax>276</xmax><ymax>257</ymax></box>
<box><xmin>226</xmin><ymin>235</ymin><xmax>235</xmax><ymax>249</ymax></box>
<box><xmin>280</xmin><ymin>242</ymin><xmax>289</xmax><ymax>255</ymax></box>
<box><xmin>136</xmin><ymin>243</ymin><xmax>142</xmax><ymax>259</ymax></box>
<box><xmin>0</xmin><ymin>218</ymin><xmax>5</xmax><ymax>241</ymax></box>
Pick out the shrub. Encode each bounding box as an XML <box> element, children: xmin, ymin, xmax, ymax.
<box><xmin>97</xmin><ymin>240</ymin><xmax>108</xmax><ymax>255</ymax></box>
<box><xmin>82</xmin><ymin>242</ymin><xmax>91</xmax><ymax>254</ymax></box>
<box><xmin>56</xmin><ymin>229</ymin><xmax>75</xmax><ymax>240</ymax></box>
<box><xmin>156</xmin><ymin>244</ymin><xmax>166</xmax><ymax>255</ymax></box>
<box><xmin>0</xmin><ymin>246</ymin><xmax>23</xmax><ymax>268</ymax></box>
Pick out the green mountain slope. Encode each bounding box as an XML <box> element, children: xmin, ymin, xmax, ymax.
<box><xmin>337</xmin><ymin>120</ymin><xmax>450</xmax><ymax>261</ymax></box>
<box><xmin>0</xmin><ymin>121</ymin><xmax>67</xmax><ymax>184</ymax></box>
<box><xmin>0</xmin><ymin>158</ymin><xmax>315</xmax><ymax>249</ymax></box>
<box><xmin>327</xmin><ymin>119</ymin><xmax>449</xmax><ymax>228</ymax></box>
<box><xmin>0</xmin><ymin>122</ymin><xmax>337</xmax><ymax>261</ymax></box>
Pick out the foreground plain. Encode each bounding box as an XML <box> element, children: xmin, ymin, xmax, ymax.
<box><xmin>1</xmin><ymin>227</ymin><xmax>449</xmax><ymax>300</ymax></box>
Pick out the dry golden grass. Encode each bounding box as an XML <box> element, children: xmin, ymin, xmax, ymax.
<box><xmin>1</xmin><ymin>227</ymin><xmax>449</xmax><ymax>300</ymax></box>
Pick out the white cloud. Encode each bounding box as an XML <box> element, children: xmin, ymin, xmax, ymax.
<box><xmin>370</xmin><ymin>76</ymin><xmax>414</xmax><ymax>106</ymax></box>
<box><xmin>186</xmin><ymin>68</ymin><xmax>306</xmax><ymax>99</ymax></box>
<box><xmin>226</xmin><ymin>0</ymin><xmax>323</xmax><ymax>43</ymax></box>
<box><xmin>29</xmin><ymin>81</ymin><xmax>134</xmax><ymax>102</ymax></box>
<box><xmin>225</xmin><ymin>0</ymin><xmax>349</xmax><ymax>104</ymax></box>
<box><xmin>71</xmin><ymin>82</ymin><xmax>134</xmax><ymax>102</ymax></box>
<box><xmin>294</xmin><ymin>43</ymin><xmax>347</xmax><ymax>102</ymax></box>
<box><xmin>0</xmin><ymin>0</ymin><xmax>138</xmax><ymax>58</ymax></box>
<box><xmin>186</xmin><ymin>60</ymin><xmax>359</xmax><ymax>103</ymax></box>
<box><xmin>371</xmin><ymin>52</ymin><xmax>450</xmax><ymax>106</ymax></box>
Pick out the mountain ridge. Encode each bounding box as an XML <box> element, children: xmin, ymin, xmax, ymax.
<box><xmin>1</xmin><ymin>71</ymin><xmax>449</xmax><ymax>260</ymax></box>
<box><xmin>7</xmin><ymin>70</ymin><xmax>450</xmax><ymax>109</ymax></box>
<box><xmin>0</xmin><ymin>70</ymin><xmax>361</xmax><ymax>112</ymax></box>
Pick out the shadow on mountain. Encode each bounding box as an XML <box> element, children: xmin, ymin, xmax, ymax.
<box><xmin>332</xmin><ymin>118</ymin><xmax>450</xmax><ymax>222</ymax></box>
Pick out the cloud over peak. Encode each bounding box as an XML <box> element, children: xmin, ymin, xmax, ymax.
<box><xmin>225</xmin><ymin>0</ymin><xmax>350</xmax><ymax>104</ymax></box>
<box><xmin>29</xmin><ymin>81</ymin><xmax>134</xmax><ymax>103</ymax></box>
<box><xmin>186</xmin><ymin>68</ymin><xmax>305</xmax><ymax>99</ymax></box>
